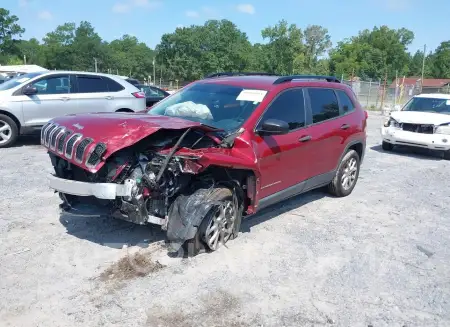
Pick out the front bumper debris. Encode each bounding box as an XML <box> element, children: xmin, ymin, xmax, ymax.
<box><xmin>381</xmin><ymin>126</ymin><xmax>450</xmax><ymax>150</ymax></box>
<box><xmin>48</xmin><ymin>174</ymin><xmax>133</xmax><ymax>200</ymax></box>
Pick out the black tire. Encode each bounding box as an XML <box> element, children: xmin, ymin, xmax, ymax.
<box><xmin>0</xmin><ymin>114</ymin><xmax>19</xmax><ymax>148</ymax></box>
<box><xmin>183</xmin><ymin>187</ymin><xmax>242</xmax><ymax>257</ymax></box>
<box><xmin>328</xmin><ymin>149</ymin><xmax>360</xmax><ymax>197</ymax></box>
<box><xmin>382</xmin><ymin>141</ymin><xmax>394</xmax><ymax>151</ymax></box>
<box><xmin>444</xmin><ymin>150</ymin><xmax>450</xmax><ymax>161</ymax></box>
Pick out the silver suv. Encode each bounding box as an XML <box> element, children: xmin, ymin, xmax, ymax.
<box><xmin>0</xmin><ymin>71</ymin><xmax>146</xmax><ymax>148</ymax></box>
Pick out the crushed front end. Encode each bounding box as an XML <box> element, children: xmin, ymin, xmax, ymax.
<box><xmin>42</xmin><ymin>119</ymin><xmax>216</xmax><ymax>228</ymax></box>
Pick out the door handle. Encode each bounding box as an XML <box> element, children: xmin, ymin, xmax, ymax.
<box><xmin>341</xmin><ymin>124</ymin><xmax>350</xmax><ymax>130</ymax></box>
<box><xmin>299</xmin><ymin>135</ymin><xmax>312</xmax><ymax>142</ymax></box>
<box><xmin>105</xmin><ymin>96</ymin><xmax>114</xmax><ymax>100</ymax></box>
<box><xmin>59</xmin><ymin>97</ymin><xmax>70</xmax><ymax>101</ymax></box>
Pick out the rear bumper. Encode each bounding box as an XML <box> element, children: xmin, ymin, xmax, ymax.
<box><xmin>381</xmin><ymin>126</ymin><xmax>450</xmax><ymax>151</ymax></box>
<box><xmin>48</xmin><ymin>174</ymin><xmax>133</xmax><ymax>200</ymax></box>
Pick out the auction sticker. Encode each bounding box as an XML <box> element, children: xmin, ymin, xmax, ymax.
<box><xmin>236</xmin><ymin>89</ymin><xmax>267</xmax><ymax>103</ymax></box>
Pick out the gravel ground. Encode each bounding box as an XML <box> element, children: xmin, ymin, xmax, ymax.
<box><xmin>1</xmin><ymin>113</ymin><xmax>450</xmax><ymax>327</ymax></box>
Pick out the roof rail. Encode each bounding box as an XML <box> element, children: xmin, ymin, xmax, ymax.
<box><xmin>204</xmin><ymin>72</ymin><xmax>279</xmax><ymax>79</ymax></box>
<box><xmin>273</xmin><ymin>75</ymin><xmax>341</xmax><ymax>85</ymax></box>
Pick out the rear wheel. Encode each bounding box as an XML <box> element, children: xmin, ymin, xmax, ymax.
<box><xmin>382</xmin><ymin>141</ymin><xmax>394</xmax><ymax>151</ymax></box>
<box><xmin>328</xmin><ymin>149</ymin><xmax>360</xmax><ymax>197</ymax></box>
<box><xmin>0</xmin><ymin>114</ymin><xmax>19</xmax><ymax>148</ymax></box>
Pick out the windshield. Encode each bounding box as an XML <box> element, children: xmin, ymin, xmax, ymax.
<box><xmin>403</xmin><ymin>97</ymin><xmax>450</xmax><ymax>114</ymax></box>
<box><xmin>0</xmin><ymin>72</ymin><xmax>44</xmax><ymax>91</ymax></box>
<box><xmin>147</xmin><ymin>83</ymin><xmax>268</xmax><ymax>132</ymax></box>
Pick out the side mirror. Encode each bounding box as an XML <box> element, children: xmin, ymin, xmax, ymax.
<box><xmin>257</xmin><ymin>118</ymin><xmax>289</xmax><ymax>135</ymax></box>
<box><xmin>23</xmin><ymin>85</ymin><xmax>38</xmax><ymax>96</ymax></box>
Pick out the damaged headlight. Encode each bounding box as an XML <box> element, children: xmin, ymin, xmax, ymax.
<box><xmin>384</xmin><ymin>117</ymin><xmax>400</xmax><ymax>128</ymax></box>
<box><xmin>435</xmin><ymin>124</ymin><xmax>450</xmax><ymax>135</ymax></box>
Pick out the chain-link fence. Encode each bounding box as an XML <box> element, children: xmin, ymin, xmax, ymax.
<box><xmin>343</xmin><ymin>79</ymin><xmax>450</xmax><ymax>113</ymax></box>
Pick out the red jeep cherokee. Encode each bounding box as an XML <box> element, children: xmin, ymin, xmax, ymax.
<box><xmin>42</xmin><ymin>73</ymin><xmax>367</xmax><ymax>255</ymax></box>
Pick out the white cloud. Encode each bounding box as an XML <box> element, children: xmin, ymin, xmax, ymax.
<box><xmin>37</xmin><ymin>10</ymin><xmax>53</xmax><ymax>20</ymax></box>
<box><xmin>201</xmin><ymin>6</ymin><xmax>219</xmax><ymax>18</ymax></box>
<box><xmin>185</xmin><ymin>10</ymin><xmax>200</xmax><ymax>18</ymax></box>
<box><xmin>113</xmin><ymin>0</ymin><xmax>161</xmax><ymax>13</ymax></box>
<box><xmin>176</xmin><ymin>24</ymin><xmax>184</xmax><ymax>28</ymax></box>
<box><xmin>112</xmin><ymin>3</ymin><xmax>130</xmax><ymax>13</ymax></box>
<box><xmin>383</xmin><ymin>0</ymin><xmax>412</xmax><ymax>11</ymax></box>
<box><xmin>18</xmin><ymin>0</ymin><xmax>29</xmax><ymax>7</ymax></box>
<box><xmin>236</xmin><ymin>4</ymin><xmax>255</xmax><ymax>14</ymax></box>
<box><xmin>132</xmin><ymin>0</ymin><xmax>162</xmax><ymax>9</ymax></box>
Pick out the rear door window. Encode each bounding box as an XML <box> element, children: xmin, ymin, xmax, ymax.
<box><xmin>76</xmin><ymin>76</ymin><xmax>109</xmax><ymax>93</ymax></box>
<box><xmin>308</xmin><ymin>88</ymin><xmax>340</xmax><ymax>123</ymax></box>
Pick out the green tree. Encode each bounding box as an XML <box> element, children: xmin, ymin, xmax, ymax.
<box><xmin>42</xmin><ymin>22</ymin><xmax>76</xmax><ymax>69</ymax></box>
<box><xmin>156</xmin><ymin>20</ymin><xmax>252</xmax><ymax>81</ymax></box>
<box><xmin>260</xmin><ymin>20</ymin><xmax>304</xmax><ymax>74</ymax></box>
<box><xmin>304</xmin><ymin>25</ymin><xmax>332</xmax><ymax>71</ymax></box>
<box><xmin>109</xmin><ymin>34</ymin><xmax>155</xmax><ymax>79</ymax></box>
<box><xmin>431</xmin><ymin>41</ymin><xmax>450</xmax><ymax>78</ymax></box>
<box><xmin>17</xmin><ymin>38</ymin><xmax>45</xmax><ymax>65</ymax></box>
<box><xmin>0</xmin><ymin>8</ymin><xmax>25</xmax><ymax>63</ymax></box>
<box><xmin>329</xmin><ymin>26</ymin><xmax>414</xmax><ymax>80</ymax></box>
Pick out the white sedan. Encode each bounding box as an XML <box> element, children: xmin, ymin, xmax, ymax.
<box><xmin>381</xmin><ymin>93</ymin><xmax>450</xmax><ymax>160</ymax></box>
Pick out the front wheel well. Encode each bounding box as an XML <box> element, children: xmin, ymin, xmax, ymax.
<box><xmin>195</xmin><ymin>166</ymin><xmax>256</xmax><ymax>214</ymax></box>
<box><xmin>0</xmin><ymin>110</ymin><xmax>21</xmax><ymax>130</ymax></box>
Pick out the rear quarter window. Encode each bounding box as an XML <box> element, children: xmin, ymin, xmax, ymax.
<box><xmin>104</xmin><ymin>77</ymin><xmax>125</xmax><ymax>92</ymax></box>
<box><xmin>336</xmin><ymin>90</ymin><xmax>355</xmax><ymax>114</ymax></box>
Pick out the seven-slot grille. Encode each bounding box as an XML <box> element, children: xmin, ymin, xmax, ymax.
<box><xmin>42</xmin><ymin>122</ymin><xmax>105</xmax><ymax>168</ymax></box>
<box><xmin>57</xmin><ymin>130</ymin><xmax>72</xmax><ymax>153</ymax></box>
<box><xmin>75</xmin><ymin>138</ymin><xmax>93</xmax><ymax>162</ymax></box>
<box><xmin>86</xmin><ymin>143</ymin><xmax>107</xmax><ymax>168</ymax></box>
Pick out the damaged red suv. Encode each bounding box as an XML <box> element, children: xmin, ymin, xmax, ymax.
<box><xmin>42</xmin><ymin>73</ymin><xmax>367</xmax><ymax>255</ymax></box>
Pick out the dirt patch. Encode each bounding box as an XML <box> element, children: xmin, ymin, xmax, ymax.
<box><xmin>145</xmin><ymin>290</ymin><xmax>254</xmax><ymax>327</ymax></box>
<box><xmin>99</xmin><ymin>252</ymin><xmax>165</xmax><ymax>282</ymax></box>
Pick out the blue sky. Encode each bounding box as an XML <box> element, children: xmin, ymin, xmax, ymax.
<box><xmin>3</xmin><ymin>0</ymin><xmax>449</xmax><ymax>54</ymax></box>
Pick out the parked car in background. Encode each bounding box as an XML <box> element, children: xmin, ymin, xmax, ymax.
<box><xmin>125</xmin><ymin>78</ymin><xmax>141</xmax><ymax>86</ymax></box>
<box><xmin>136</xmin><ymin>84</ymin><xmax>170</xmax><ymax>107</ymax></box>
<box><xmin>0</xmin><ymin>71</ymin><xmax>146</xmax><ymax>148</ymax></box>
<box><xmin>42</xmin><ymin>73</ymin><xmax>367</xmax><ymax>256</ymax></box>
<box><xmin>381</xmin><ymin>93</ymin><xmax>450</xmax><ymax>159</ymax></box>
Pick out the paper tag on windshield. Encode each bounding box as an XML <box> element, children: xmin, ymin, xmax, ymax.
<box><xmin>446</xmin><ymin>100</ymin><xmax>450</xmax><ymax>106</ymax></box>
<box><xmin>17</xmin><ymin>77</ymin><xmax>30</xmax><ymax>83</ymax></box>
<box><xmin>236</xmin><ymin>89</ymin><xmax>267</xmax><ymax>103</ymax></box>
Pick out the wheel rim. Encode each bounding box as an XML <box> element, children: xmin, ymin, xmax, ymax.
<box><xmin>203</xmin><ymin>201</ymin><xmax>236</xmax><ymax>251</ymax></box>
<box><xmin>341</xmin><ymin>157</ymin><xmax>358</xmax><ymax>190</ymax></box>
<box><xmin>0</xmin><ymin>120</ymin><xmax>12</xmax><ymax>145</ymax></box>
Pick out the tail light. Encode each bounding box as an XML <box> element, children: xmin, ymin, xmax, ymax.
<box><xmin>132</xmin><ymin>91</ymin><xmax>145</xmax><ymax>98</ymax></box>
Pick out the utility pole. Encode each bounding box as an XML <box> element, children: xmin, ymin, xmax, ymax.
<box><xmin>159</xmin><ymin>65</ymin><xmax>162</xmax><ymax>87</ymax></box>
<box><xmin>420</xmin><ymin>44</ymin><xmax>427</xmax><ymax>94</ymax></box>
<box><xmin>94</xmin><ymin>58</ymin><xmax>98</xmax><ymax>72</ymax></box>
<box><xmin>153</xmin><ymin>58</ymin><xmax>156</xmax><ymax>86</ymax></box>
<box><xmin>23</xmin><ymin>55</ymin><xmax>26</xmax><ymax>64</ymax></box>
<box><xmin>394</xmin><ymin>70</ymin><xmax>398</xmax><ymax>107</ymax></box>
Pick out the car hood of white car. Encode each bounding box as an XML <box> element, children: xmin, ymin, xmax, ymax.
<box><xmin>391</xmin><ymin>111</ymin><xmax>450</xmax><ymax>125</ymax></box>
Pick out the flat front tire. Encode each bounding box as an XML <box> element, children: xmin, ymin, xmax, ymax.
<box><xmin>183</xmin><ymin>187</ymin><xmax>242</xmax><ymax>256</ymax></box>
<box><xmin>0</xmin><ymin>114</ymin><xmax>19</xmax><ymax>148</ymax></box>
<box><xmin>328</xmin><ymin>149</ymin><xmax>360</xmax><ymax>197</ymax></box>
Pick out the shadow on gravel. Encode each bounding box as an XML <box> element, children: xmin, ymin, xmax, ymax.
<box><xmin>370</xmin><ymin>144</ymin><xmax>443</xmax><ymax>161</ymax></box>
<box><xmin>59</xmin><ymin>214</ymin><xmax>165</xmax><ymax>249</ymax></box>
<box><xmin>60</xmin><ymin>189</ymin><xmax>326</xmax><ymax>249</ymax></box>
<box><xmin>5</xmin><ymin>134</ymin><xmax>41</xmax><ymax>148</ymax></box>
<box><xmin>241</xmin><ymin>190</ymin><xmax>326</xmax><ymax>233</ymax></box>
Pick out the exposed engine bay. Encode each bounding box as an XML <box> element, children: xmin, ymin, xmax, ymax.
<box><xmin>48</xmin><ymin>127</ymin><xmax>248</xmax><ymax>237</ymax></box>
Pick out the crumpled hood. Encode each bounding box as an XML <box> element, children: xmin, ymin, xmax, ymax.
<box><xmin>391</xmin><ymin>111</ymin><xmax>450</xmax><ymax>125</ymax></box>
<box><xmin>45</xmin><ymin>112</ymin><xmax>217</xmax><ymax>172</ymax></box>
